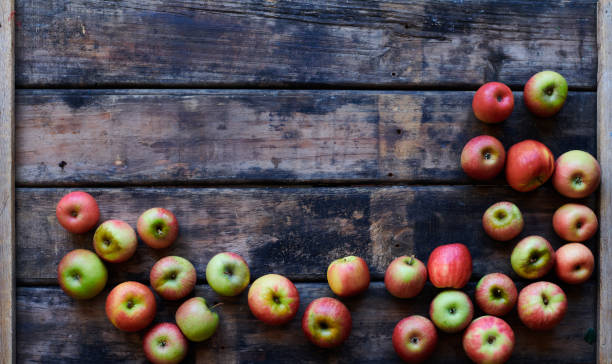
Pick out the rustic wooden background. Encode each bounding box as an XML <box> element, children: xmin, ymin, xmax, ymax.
<box><xmin>12</xmin><ymin>0</ymin><xmax>600</xmax><ymax>363</ymax></box>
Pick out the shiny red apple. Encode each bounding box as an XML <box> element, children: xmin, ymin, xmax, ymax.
<box><xmin>461</xmin><ymin>135</ymin><xmax>506</xmax><ymax>180</ymax></box>
<box><xmin>248</xmin><ymin>274</ymin><xmax>299</xmax><ymax>325</ymax></box>
<box><xmin>505</xmin><ymin>140</ymin><xmax>555</xmax><ymax>192</ymax></box>
<box><xmin>463</xmin><ymin>316</ymin><xmax>515</xmax><ymax>364</ymax></box>
<box><xmin>474</xmin><ymin>273</ymin><xmax>517</xmax><ymax>317</ymax></box>
<box><xmin>517</xmin><ymin>281</ymin><xmax>567</xmax><ymax>330</ymax></box>
<box><xmin>472</xmin><ymin>82</ymin><xmax>514</xmax><ymax>123</ymax></box>
<box><xmin>552</xmin><ymin>203</ymin><xmax>598</xmax><ymax>242</ymax></box>
<box><xmin>56</xmin><ymin>191</ymin><xmax>100</xmax><ymax>234</ymax></box>
<box><xmin>427</xmin><ymin>243</ymin><xmax>472</xmax><ymax>289</ymax></box>
<box><xmin>392</xmin><ymin>315</ymin><xmax>437</xmax><ymax>363</ymax></box>
<box><xmin>105</xmin><ymin>281</ymin><xmax>157</xmax><ymax>332</ymax></box>
<box><xmin>302</xmin><ymin>297</ymin><xmax>352</xmax><ymax>348</ymax></box>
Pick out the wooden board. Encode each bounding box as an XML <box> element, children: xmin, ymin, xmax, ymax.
<box><xmin>14</xmin><ymin>0</ymin><xmax>597</xmax><ymax>88</ymax></box>
<box><xmin>15</xmin><ymin>90</ymin><xmax>596</xmax><ymax>185</ymax></box>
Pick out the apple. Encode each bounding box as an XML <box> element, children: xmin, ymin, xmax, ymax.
<box><xmin>552</xmin><ymin>203</ymin><xmax>598</xmax><ymax>242</ymax></box>
<box><xmin>93</xmin><ymin>220</ymin><xmax>138</xmax><ymax>263</ymax></box>
<box><xmin>524</xmin><ymin>71</ymin><xmax>568</xmax><ymax>118</ymax></box>
<box><xmin>429</xmin><ymin>290</ymin><xmax>474</xmax><ymax>333</ymax></box>
<box><xmin>505</xmin><ymin>140</ymin><xmax>555</xmax><ymax>192</ymax></box>
<box><xmin>143</xmin><ymin>323</ymin><xmax>188</xmax><ymax>364</ymax></box>
<box><xmin>518</xmin><ymin>281</ymin><xmax>567</xmax><ymax>330</ymax></box>
<box><xmin>327</xmin><ymin>256</ymin><xmax>370</xmax><ymax>297</ymax></box>
<box><xmin>150</xmin><ymin>256</ymin><xmax>196</xmax><ymax>300</ymax></box>
<box><xmin>510</xmin><ymin>236</ymin><xmax>555</xmax><ymax>280</ymax></box>
<box><xmin>384</xmin><ymin>255</ymin><xmax>427</xmax><ymax>299</ymax></box>
<box><xmin>555</xmin><ymin>243</ymin><xmax>595</xmax><ymax>284</ymax></box>
<box><xmin>248</xmin><ymin>274</ymin><xmax>299</xmax><ymax>325</ymax></box>
<box><xmin>461</xmin><ymin>135</ymin><xmax>506</xmax><ymax>180</ymax></box>
<box><xmin>474</xmin><ymin>273</ymin><xmax>517</xmax><ymax>317</ymax></box>
<box><xmin>205</xmin><ymin>252</ymin><xmax>250</xmax><ymax>297</ymax></box>
<box><xmin>57</xmin><ymin>249</ymin><xmax>107</xmax><ymax>300</ymax></box>
<box><xmin>56</xmin><ymin>191</ymin><xmax>100</xmax><ymax>234</ymax></box>
<box><xmin>472</xmin><ymin>82</ymin><xmax>514</xmax><ymax>123</ymax></box>
<box><xmin>392</xmin><ymin>315</ymin><xmax>437</xmax><ymax>363</ymax></box>
<box><xmin>137</xmin><ymin>207</ymin><xmax>179</xmax><ymax>249</ymax></box>
<box><xmin>175</xmin><ymin>297</ymin><xmax>219</xmax><ymax>342</ymax></box>
<box><xmin>302</xmin><ymin>297</ymin><xmax>352</xmax><ymax>348</ymax></box>
<box><xmin>105</xmin><ymin>281</ymin><xmax>156</xmax><ymax>332</ymax></box>
<box><xmin>427</xmin><ymin>243</ymin><xmax>472</xmax><ymax>289</ymax></box>
<box><xmin>463</xmin><ymin>316</ymin><xmax>515</xmax><ymax>364</ymax></box>
<box><xmin>482</xmin><ymin>201</ymin><xmax>524</xmax><ymax>241</ymax></box>
<box><xmin>552</xmin><ymin>150</ymin><xmax>601</xmax><ymax>199</ymax></box>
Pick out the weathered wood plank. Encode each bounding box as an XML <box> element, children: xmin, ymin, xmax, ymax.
<box><xmin>15</xmin><ymin>90</ymin><xmax>596</xmax><ymax>185</ymax></box>
<box><xmin>15</xmin><ymin>0</ymin><xmax>597</xmax><ymax>88</ymax></box>
<box><xmin>16</xmin><ymin>282</ymin><xmax>596</xmax><ymax>363</ymax></box>
<box><xmin>0</xmin><ymin>0</ymin><xmax>16</xmax><ymax>362</ymax></box>
<box><xmin>16</xmin><ymin>186</ymin><xmax>597</xmax><ymax>284</ymax></box>
<box><xmin>597</xmin><ymin>1</ymin><xmax>612</xmax><ymax>362</ymax></box>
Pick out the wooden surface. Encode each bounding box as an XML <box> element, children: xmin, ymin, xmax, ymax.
<box><xmin>1</xmin><ymin>0</ymin><xmax>16</xmax><ymax>362</ymax></box>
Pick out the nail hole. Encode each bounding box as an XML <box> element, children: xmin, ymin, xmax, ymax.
<box><xmin>391</xmin><ymin>72</ymin><xmax>397</xmax><ymax>77</ymax></box>
<box><xmin>388</xmin><ymin>172</ymin><xmax>394</xmax><ymax>177</ymax></box>
<box><xmin>58</xmin><ymin>161</ymin><xmax>67</xmax><ymax>169</ymax></box>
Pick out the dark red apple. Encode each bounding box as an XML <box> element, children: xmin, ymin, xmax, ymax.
<box><xmin>392</xmin><ymin>315</ymin><xmax>437</xmax><ymax>363</ymax></box>
<box><xmin>472</xmin><ymin>82</ymin><xmax>514</xmax><ymax>123</ymax></box>
<box><xmin>461</xmin><ymin>135</ymin><xmax>506</xmax><ymax>180</ymax></box>
<box><xmin>505</xmin><ymin>140</ymin><xmax>555</xmax><ymax>192</ymax></box>
<box><xmin>56</xmin><ymin>191</ymin><xmax>100</xmax><ymax>234</ymax></box>
<box><xmin>427</xmin><ymin>243</ymin><xmax>472</xmax><ymax>289</ymax></box>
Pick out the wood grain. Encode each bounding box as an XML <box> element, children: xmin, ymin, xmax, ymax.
<box><xmin>15</xmin><ymin>90</ymin><xmax>596</xmax><ymax>185</ymax></box>
<box><xmin>14</xmin><ymin>0</ymin><xmax>596</xmax><ymax>88</ymax></box>
<box><xmin>0</xmin><ymin>0</ymin><xmax>15</xmax><ymax>362</ymax></box>
<box><xmin>597</xmin><ymin>1</ymin><xmax>612</xmax><ymax>362</ymax></box>
<box><xmin>16</xmin><ymin>282</ymin><xmax>596</xmax><ymax>363</ymax></box>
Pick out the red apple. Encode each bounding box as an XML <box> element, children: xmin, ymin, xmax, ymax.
<box><xmin>150</xmin><ymin>256</ymin><xmax>196</xmax><ymax>300</ymax></box>
<box><xmin>555</xmin><ymin>243</ymin><xmax>595</xmax><ymax>284</ymax></box>
<box><xmin>523</xmin><ymin>71</ymin><xmax>568</xmax><ymax>118</ymax></box>
<box><xmin>248</xmin><ymin>274</ymin><xmax>299</xmax><ymax>325</ymax></box>
<box><xmin>552</xmin><ymin>203</ymin><xmax>598</xmax><ymax>242</ymax></box>
<box><xmin>302</xmin><ymin>297</ymin><xmax>352</xmax><ymax>348</ymax></box>
<box><xmin>552</xmin><ymin>150</ymin><xmax>601</xmax><ymax>198</ymax></box>
<box><xmin>472</xmin><ymin>82</ymin><xmax>514</xmax><ymax>123</ymax></box>
<box><xmin>505</xmin><ymin>140</ymin><xmax>555</xmax><ymax>192</ymax></box>
<box><xmin>427</xmin><ymin>243</ymin><xmax>472</xmax><ymax>289</ymax></box>
<box><xmin>392</xmin><ymin>315</ymin><xmax>437</xmax><ymax>363</ymax></box>
<box><xmin>384</xmin><ymin>255</ymin><xmax>427</xmax><ymax>299</ymax></box>
<box><xmin>463</xmin><ymin>316</ymin><xmax>515</xmax><ymax>364</ymax></box>
<box><xmin>517</xmin><ymin>281</ymin><xmax>567</xmax><ymax>330</ymax></box>
<box><xmin>327</xmin><ymin>256</ymin><xmax>370</xmax><ymax>297</ymax></box>
<box><xmin>93</xmin><ymin>220</ymin><xmax>138</xmax><ymax>263</ymax></box>
<box><xmin>56</xmin><ymin>191</ymin><xmax>100</xmax><ymax>234</ymax></box>
<box><xmin>143</xmin><ymin>323</ymin><xmax>188</xmax><ymax>364</ymax></box>
<box><xmin>57</xmin><ymin>249</ymin><xmax>107</xmax><ymax>300</ymax></box>
<box><xmin>461</xmin><ymin>135</ymin><xmax>506</xmax><ymax>180</ymax></box>
<box><xmin>482</xmin><ymin>201</ymin><xmax>524</xmax><ymax>241</ymax></box>
<box><xmin>105</xmin><ymin>281</ymin><xmax>157</xmax><ymax>332</ymax></box>
<box><xmin>474</xmin><ymin>273</ymin><xmax>517</xmax><ymax>317</ymax></box>
<box><xmin>137</xmin><ymin>207</ymin><xmax>179</xmax><ymax>249</ymax></box>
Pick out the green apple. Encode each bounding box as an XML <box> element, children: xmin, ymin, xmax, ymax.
<box><xmin>175</xmin><ymin>297</ymin><xmax>219</xmax><ymax>342</ymax></box>
<box><xmin>57</xmin><ymin>249</ymin><xmax>107</xmax><ymax>299</ymax></box>
<box><xmin>205</xmin><ymin>252</ymin><xmax>250</xmax><ymax>296</ymax></box>
<box><xmin>93</xmin><ymin>219</ymin><xmax>138</xmax><ymax>263</ymax></box>
<box><xmin>429</xmin><ymin>290</ymin><xmax>474</xmax><ymax>333</ymax></box>
<box><xmin>510</xmin><ymin>235</ymin><xmax>555</xmax><ymax>279</ymax></box>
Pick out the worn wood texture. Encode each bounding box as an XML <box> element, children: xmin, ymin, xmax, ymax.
<box><xmin>15</xmin><ymin>90</ymin><xmax>596</xmax><ymax>185</ymax></box>
<box><xmin>16</xmin><ymin>282</ymin><xmax>596</xmax><ymax>363</ymax></box>
<box><xmin>16</xmin><ymin>186</ymin><xmax>597</xmax><ymax>285</ymax></box>
<box><xmin>14</xmin><ymin>0</ymin><xmax>597</xmax><ymax>88</ymax></box>
<box><xmin>597</xmin><ymin>1</ymin><xmax>612</xmax><ymax>362</ymax></box>
<box><xmin>0</xmin><ymin>0</ymin><xmax>15</xmax><ymax>362</ymax></box>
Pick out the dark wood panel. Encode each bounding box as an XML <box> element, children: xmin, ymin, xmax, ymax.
<box><xmin>16</xmin><ymin>186</ymin><xmax>597</xmax><ymax>284</ymax></box>
<box><xmin>14</xmin><ymin>0</ymin><xmax>596</xmax><ymax>88</ymax></box>
<box><xmin>15</xmin><ymin>90</ymin><xmax>596</xmax><ymax>185</ymax></box>
<box><xmin>16</xmin><ymin>281</ymin><xmax>595</xmax><ymax>363</ymax></box>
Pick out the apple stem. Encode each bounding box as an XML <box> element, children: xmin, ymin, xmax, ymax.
<box><xmin>210</xmin><ymin>302</ymin><xmax>224</xmax><ymax>310</ymax></box>
<box><xmin>409</xmin><ymin>255</ymin><xmax>415</xmax><ymax>265</ymax></box>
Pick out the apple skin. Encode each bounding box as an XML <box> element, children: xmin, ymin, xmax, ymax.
<box><xmin>474</xmin><ymin>273</ymin><xmax>517</xmax><ymax>317</ymax></box>
<box><xmin>105</xmin><ymin>281</ymin><xmax>157</xmax><ymax>332</ymax></box>
<box><xmin>463</xmin><ymin>316</ymin><xmax>515</xmax><ymax>364</ymax></box>
<box><xmin>523</xmin><ymin>70</ymin><xmax>568</xmax><ymax>117</ymax></box>
<box><xmin>175</xmin><ymin>297</ymin><xmax>219</xmax><ymax>342</ymax></box>
<box><xmin>93</xmin><ymin>220</ymin><xmax>138</xmax><ymax>263</ymax></box>
<box><xmin>461</xmin><ymin>135</ymin><xmax>506</xmax><ymax>180</ymax></box>
<box><xmin>552</xmin><ymin>150</ymin><xmax>601</xmax><ymax>199</ymax></box>
<box><xmin>552</xmin><ymin>203</ymin><xmax>598</xmax><ymax>242</ymax></box>
<box><xmin>429</xmin><ymin>290</ymin><xmax>474</xmax><ymax>333</ymax></box>
<box><xmin>555</xmin><ymin>243</ymin><xmax>595</xmax><ymax>284</ymax></box>
<box><xmin>137</xmin><ymin>208</ymin><xmax>179</xmax><ymax>249</ymax></box>
<box><xmin>57</xmin><ymin>249</ymin><xmax>107</xmax><ymax>300</ymax></box>
<box><xmin>302</xmin><ymin>297</ymin><xmax>352</xmax><ymax>348</ymax></box>
<box><xmin>150</xmin><ymin>256</ymin><xmax>196</xmax><ymax>300</ymax></box>
<box><xmin>327</xmin><ymin>256</ymin><xmax>370</xmax><ymax>297</ymax></box>
<box><xmin>205</xmin><ymin>252</ymin><xmax>250</xmax><ymax>297</ymax></box>
<box><xmin>482</xmin><ymin>202</ymin><xmax>524</xmax><ymax>242</ymax></box>
<box><xmin>384</xmin><ymin>255</ymin><xmax>427</xmax><ymax>299</ymax></box>
<box><xmin>427</xmin><ymin>243</ymin><xmax>472</xmax><ymax>289</ymax></box>
<box><xmin>248</xmin><ymin>274</ymin><xmax>300</xmax><ymax>325</ymax></box>
<box><xmin>472</xmin><ymin>82</ymin><xmax>514</xmax><ymax>123</ymax></box>
<box><xmin>518</xmin><ymin>281</ymin><xmax>567</xmax><ymax>330</ymax></box>
<box><xmin>143</xmin><ymin>323</ymin><xmax>188</xmax><ymax>364</ymax></box>
<box><xmin>510</xmin><ymin>236</ymin><xmax>555</xmax><ymax>280</ymax></box>
<box><xmin>505</xmin><ymin>140</ymin><xmax>555</xmax><ymax>192</ymax></box>
<box><xmin>392</xmin><ymin>315</ymin><xmax>437</xmax><ymax>363</ymax></box>
<box><xmin>56</xmin><ymin>191</ymin><xmax>100</xmax><ymax>234</ymax></box>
